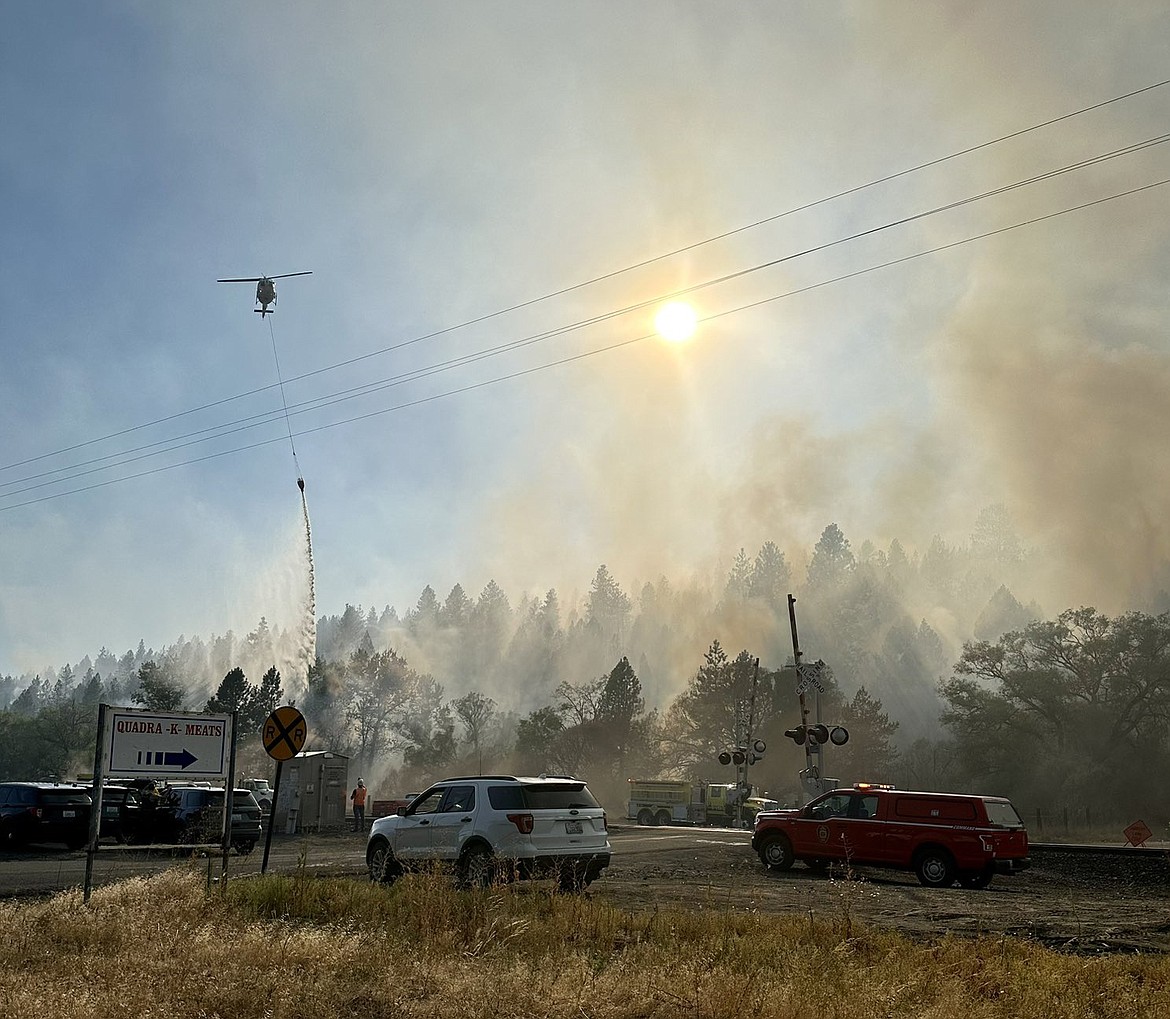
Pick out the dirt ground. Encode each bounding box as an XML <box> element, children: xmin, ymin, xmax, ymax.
<box><xmin>3</xmin><ymin>826</ymin><xmax>1168</xmax><ymax>954</ymax></box>
<box><xmin>594</xmin><ymin>829</ymin><xmax>1170</xmax><ymax>954</ymax></box>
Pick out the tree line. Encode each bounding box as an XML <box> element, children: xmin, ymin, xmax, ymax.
<box><xmin>3</xmin><ymin>511</ymin><xmax>1169</xmax><ymax>821</ymax></box>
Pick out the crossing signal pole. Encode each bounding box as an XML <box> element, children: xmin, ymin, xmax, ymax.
<box><xmin>787</xmin><ymin>594</ymin><xmax>819</xmax><ymax>799</ymax></box>
<box><xmin>717</xmin><ymin>657</ymin><xmax>766</xmax><ymax>827</ymax></box>
<box><xmin>786</xmin><ymin>595</ymin><xmax>848</xmax><ymax>802</ymax></box>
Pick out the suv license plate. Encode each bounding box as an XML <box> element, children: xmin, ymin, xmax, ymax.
<box><xmin>231</xmin><ymin>813</ymin><xmax>243</xmax><ymax>822</ymax></box>
<box><xmin>63</xmin><ymin>810</ymin><xmax>76</xmax><ymax>818</ymax></box>
<box><xmin>565</xmin><ymin>820</ymin><xmax>583</xmax><ymax>834</ymax></box>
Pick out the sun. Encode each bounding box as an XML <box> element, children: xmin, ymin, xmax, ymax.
<box><xmin>654</xmin><ymin>301</ymin><xmax>698</xmax><ymax>343</ymax></box>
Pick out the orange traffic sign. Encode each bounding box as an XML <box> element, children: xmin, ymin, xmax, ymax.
<box><xmin>1124</xmin><ymin>819</ymin><xmax>1153</xmax><ymax>847</ymax></box>
<box><xmin>262</xmin><ymin>705</ymin><xmax>307</xmax><ymax>761</ymax></box>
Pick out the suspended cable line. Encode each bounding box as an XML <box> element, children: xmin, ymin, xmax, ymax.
<box><xmin>3</xmin><ymin>173</ymin><xmax>1166</xmax><ymax>513</ymax></box>
<box><xmin>2</xmin><ymin>137</ymin><xmax>1166</xmax><ymax>498</ymax></box>
<box><xmin>3</xmin><ymin>75</ymin><xmax>1167</xmax><ymax>477</ymax></box>
<box><xmin>2</xmin><ymin>130</ymin><xmax>1166</xmax><ymax>496</ymax></box>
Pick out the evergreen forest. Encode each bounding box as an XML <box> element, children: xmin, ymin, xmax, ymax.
<box><xmin>4</xmin><ymin>509</ymin><xmax>1169</xmax><ymax>827</ymax></box>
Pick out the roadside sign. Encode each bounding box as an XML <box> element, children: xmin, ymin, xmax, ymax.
<box><xmin>104</xmin><ymin>707</ymin><xmax>231</xmax><ymax>778</ymax></box>
<box><xmin>262</xmin><ymin>705</ymin><xmax>307</xmax><ymax>761</ymax></box>
<box><xmin>796</xmin><ymin>660</ymin><xmax>827</xmax><ymax>695</ymax></box>
<box><xmin>1124</xmin><ymin>819</ymin><xmax>1153</xmax><ymax>847</ymax></box>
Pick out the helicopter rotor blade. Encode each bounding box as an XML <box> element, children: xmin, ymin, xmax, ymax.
<box><xmin>216</xmin><ymin>277</ymin><xmax>264</xmax><ymax>283</ymax></box>
<box><xmin>266</xmin><ymin>271</ymin><xmax>313</xmax><ymax>280</ymax></box>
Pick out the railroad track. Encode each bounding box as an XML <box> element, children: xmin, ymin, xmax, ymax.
<box><xmin>1029</xmin><ymin>841</ymin><xmax>1170</xmax><ymax>890</ymax></box>
<box><xmin>1032</xmin><ymin>841</ymin><xmax>1170</xmax><ymax>858</ymax></box>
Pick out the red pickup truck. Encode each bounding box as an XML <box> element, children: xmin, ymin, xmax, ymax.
<box><xmin>752</xmin><ymin>783</ymin><xmax>1030</xmax><ymax>888</ymax></box>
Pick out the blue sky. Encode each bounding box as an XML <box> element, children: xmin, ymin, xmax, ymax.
<box><xmin>3</xmin><ymin>2</ymin><xmax>1169</xmax><ymax>679</ymax></box>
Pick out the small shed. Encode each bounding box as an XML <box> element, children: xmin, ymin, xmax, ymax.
<box><xmin>273</xmin><ymin>751</ymin><xmax>349</xmax><ymax>833</ymax></box>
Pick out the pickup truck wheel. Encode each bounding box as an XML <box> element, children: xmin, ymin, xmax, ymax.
<box><xmin>233</xmin><ymin>840</ymin><xmax>256</xmax><ymax>856</ymax></box>
<box><xmin>914</xmin><ymin>847</ymin><xmax>957</xmax><ymax>888</ymax></box>
<box><xmin>367</xmin><ymin>838</ymin><xmax>399</xmax><ymax>883</ymax></box>
<box><xmin>958</xmin><ymin>869</ymin><xmax>994</xmax><ymax>889</ymax></box>
<box><xmin>637</xmin><ymin>809</ymin><xmax>654</xmax><ymax>826</ymax></box>
<box><xmin>758</xmin><ymin>834</ymin><xmax>794</xmax><ymax>870</ymax></box>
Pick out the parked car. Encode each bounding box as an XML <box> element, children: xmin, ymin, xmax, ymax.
<box><xmin>752</xmin><ymin>782</ymin><xmax>1030</xmax><ymax>888</ymax></box>
<box><xmin>128</xmin><ymin>786</ymin><xmax>263</xmax><ymax>854</ymax></box>
<box><xmin>0</xmin><ymin>782</ymin><xmax>92</xmax><ymax>850</ymax></box>
<box><xmin>99</xmin><ymin>784</ymin><xmax>136</xmax><ymax>843</ymax></box>
<box><xmin>240</xmin><ymin>778</ymin><xmax>274</xmax><ymax>813</ymax></box>
<box><xmin>366</xmin><ymin>774</ymin><xmax>611</xmax><ymax>891</ymax></box>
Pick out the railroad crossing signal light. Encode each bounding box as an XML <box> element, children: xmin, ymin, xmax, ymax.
<box><xmin>732</xmin><ymin>749</ymin><xmax>746</xmax><ymax>765</ymax></box>
<box><xmin>753</xmin><ymin>739</ymin><xmax>767</xmax><ymax>753</ymax></box>
<box><xmin>785</xmin><ymin>724</ymin><xmax>848</xmax><ymax>746</ymax></box>
<box><xmin>718</xmin><ymin>750</ymin><xmax>732</xmax><ymax>765</ymax></box>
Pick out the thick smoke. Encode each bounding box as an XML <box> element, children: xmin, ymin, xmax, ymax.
<box><xmin>936</xmin><ymin>250</ymin><xmax>1170</xmax><ymax>613</ymax></box>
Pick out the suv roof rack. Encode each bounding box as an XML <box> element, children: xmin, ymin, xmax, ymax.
<box><xmin>434</xmin><ymin>775</ymin><xmax>519</xmax><ymax>783</ymax></box>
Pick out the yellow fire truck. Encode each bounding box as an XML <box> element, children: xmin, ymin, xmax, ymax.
<box><xmin>626</xmin><ymin>779</ymin><xmax>778</xmax><ymax>827</ymax></box>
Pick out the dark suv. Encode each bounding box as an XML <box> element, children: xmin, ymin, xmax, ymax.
<box><xmin>0</xmin><ymin>782</ymin><xmax>92</xmax><ymax>850</ymax></box>
<box><xmin>127</xmin><ymin>786</ymin><xmax>263</xmax><ymax>854</ymax></box>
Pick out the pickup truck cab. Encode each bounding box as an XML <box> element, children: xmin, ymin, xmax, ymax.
<box><xmin>752</xmin><ymin>783</ymin><xmax>1029</xmax><ymax>888</ymax></box>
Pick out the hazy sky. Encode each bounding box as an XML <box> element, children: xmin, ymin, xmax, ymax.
<box><xmin>3</xmin><ymin>3</ymin><xmax>1169</xmax><ymax>679</ymax></box>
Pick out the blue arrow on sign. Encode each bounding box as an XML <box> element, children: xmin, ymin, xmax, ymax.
<box><xmin>163</xmin><ymin>749</ymin><xmax>198</xmax><ymax>769</ymax></box>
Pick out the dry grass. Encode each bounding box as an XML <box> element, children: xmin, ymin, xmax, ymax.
<box><xmin>0</xmin><ymin>863</ymin><xmax>1167</xmax><ymax>1019</ymax></box>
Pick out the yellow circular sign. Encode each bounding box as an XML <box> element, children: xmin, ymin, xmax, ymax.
<box><xmin>262</xmin><ymin>705</ymin><xmax>307</xmax><ymax>761</ymax></box>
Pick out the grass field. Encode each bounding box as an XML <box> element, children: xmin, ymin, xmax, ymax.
<box><xmin>1</xmin><ymin>863</ymin><xmax>1167</xmax><ymax>1018</ymax></box>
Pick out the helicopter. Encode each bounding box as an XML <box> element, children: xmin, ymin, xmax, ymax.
<box><xmin>217</xmin><ymin>270</ymin><xmax>312</xmax><ymax>316</ymax></box>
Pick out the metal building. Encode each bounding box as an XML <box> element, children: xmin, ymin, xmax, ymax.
<box><xmin>272</xmin><ymin>751</ymin><xmax>349</xmax><ymax>833</ymax></box>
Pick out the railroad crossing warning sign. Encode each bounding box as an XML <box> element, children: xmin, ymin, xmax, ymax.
<box><xmin>796</xmin><ymin>659</ymin><xmax>828</xmax><ymax>695</ymax></box>
<box><xmin>1124</xmin><ymin>819</ymin><xmax>1153</xmax><ymax>847</ymax></box>
<box><xmin>262</xmin><ymin>705</ymin><xmax>307</xmax><ymax>761</ymax></box>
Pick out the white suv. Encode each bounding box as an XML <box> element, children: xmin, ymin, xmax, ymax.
<box><xmin>365</xmin><ymin>775</ymin><xmax>611</xmax><ymax>891</ymax></box>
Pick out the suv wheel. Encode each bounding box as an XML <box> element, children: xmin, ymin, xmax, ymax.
<box><xmin>758</xmin><ymin>834</ymin><xmax>794</xmax><ymax>871</ymax></box>
<box><xmin>914</xmin><ymin>847</ymin><xmax>957</xmax><ymax>888</ymax></box>
<box><xmin>459</xmin><ymin>845</ymin><xmax>495</xmax><ymax>889</ymax></box>
<box><xmin>367</xmin><ymin>838</ymin><xmax>399</xmax><ymax>883</ymax></box>
<box><xmin>557</xmin><ymin>861</ymin><xmax>592</xmax><ymax>893</ymax></box>
<box><xmin>233</xmin><ymin>840</ymin><xmax>256</xmax><ymax>856</ymax></box>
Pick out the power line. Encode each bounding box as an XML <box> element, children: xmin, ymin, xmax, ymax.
<box><xmin>4</xmin><ymin>75</ymin><xmax>1167</xmax><ymax>477</ymax></box>
<box><xmin>3</xmin><ymin>174</ymin><xmax>1166</xmax><ymax>513</ymax></box>
<box><xmin>2</xmin><ymin>136</ymin><xmax>1166</xmax><ymax>498</ymax></box>
<box><xmin>2</xmin><ymin>131</ymin><xmax>1165</xmax><ymax>497</ymax></box>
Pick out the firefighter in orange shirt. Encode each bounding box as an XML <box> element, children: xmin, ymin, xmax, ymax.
<box><xmin>350</xmin><ymin>778</ymin><xmax>367</xmax><ymax>832</ymax></box>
